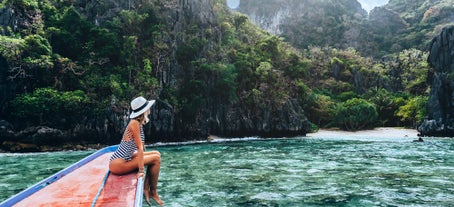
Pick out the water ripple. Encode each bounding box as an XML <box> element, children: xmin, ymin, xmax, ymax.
<box><xmin>1</xmin><ymin>136</ymin><xmax>453</xmax><ymax>206</ymax></box>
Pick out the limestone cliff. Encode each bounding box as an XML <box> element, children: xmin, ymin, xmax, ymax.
<box><xmin>237</xmin><ymin>0</ymin><xmax>368</xmax><ymax>51</ymax></box>
<box><xmin>147</xmin><ymin>0</ymin><xmax>312</xmax><ymax>140</ymax></box>
<box><xmin>236</xmin><ymin>0</ymin><xmax>454</xmax><ymax>58</ymax></box>
<box><xmin>418</xmin><ymin>26</ymin><xmax>454</xmax><ymax>137</ymax></box>
<box><xmin>0</xmin><ymin>0</ymin><xmax>312</xmax><ymax>150</ymax></box>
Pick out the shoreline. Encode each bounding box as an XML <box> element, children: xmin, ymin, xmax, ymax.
<box><xmin>1</xmin><ymin>127</ymin><xmax>421</xmax><ymax>153</ymax></box>
<box><xmin>307</xmin><ymin>127</ymin><xmax>419</xmax><ymax>139</ymax></box>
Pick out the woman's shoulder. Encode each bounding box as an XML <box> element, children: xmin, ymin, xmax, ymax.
<box><xmin>128</xmin><ymin>119</ymin><xmax>140</xmax><ymax>129</ymax></box>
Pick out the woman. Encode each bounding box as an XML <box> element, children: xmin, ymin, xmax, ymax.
<box><xmin>109</xmin><ymin>96</ymin><xmax>164</xmax><ymax>206</ymax></box>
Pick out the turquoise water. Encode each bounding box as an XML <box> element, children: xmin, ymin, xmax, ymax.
<box><xmin>1</xmin><ymin>136</ymin><xmax>453</xmax><ymax>206</ymax></box>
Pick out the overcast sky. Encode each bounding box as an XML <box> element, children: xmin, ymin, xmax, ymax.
<box><xmin>357</xmin><ymin>0</ymin><xmax>389</xmax><ymax>12</ymax></box>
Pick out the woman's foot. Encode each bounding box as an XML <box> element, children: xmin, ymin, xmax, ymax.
<box><xmin>144</xmin><ymin>190</ymin><xmax>152</xmax><ymax>206</ymax></box>
<box><xmin>151</xmin><ymin>191</ymin><xmax>164</xmax><ymax>206</ymax></box>
<box><xmin>144</xmin><ymin>190</ymin><xmax>163</xmax><ymax>206</ymax></box>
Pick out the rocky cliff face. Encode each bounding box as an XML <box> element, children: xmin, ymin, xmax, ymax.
<box><xmin>237</xmin><ymin>0</ymin><xmax>368</xmax><ymax>51</ymax></box>
<box><xmin>368</xmin><ymin>7</ymin><xmax>408</xmax><ymax>34</ymax></box>
<box><xmin>0</xmin><ymin>0</ymin><xmax>312</xmax><ymax>151</ymax></box>
<box><xmin>418</xmin><ymin>26</ymin><xmax>454</xmax><ymax>137</ymax></box>
<box><xmin>150</xmin><ymin>0</ymin><xmax>312</xmax><ymax>140</ymax></box>
<box><xmin>236</xmin><ymin>0</ymin><xmax>454</xmax><ymax>58</ymax></box>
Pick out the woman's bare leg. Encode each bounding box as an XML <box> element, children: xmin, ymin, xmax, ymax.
<box><xmin>143</xmin><ymin>153</ymin><xmax>163</xmax><ymax>206</ymax></box>
<box><xmin>143</xmin><ymin>166</ymin><xmax>152</xmax><ymax>206</ymax></box>
<box><xmin>143</xmin><ymin>150</ymin><xmax>160</xmax><ymax>156</ymax></box>
<box><xmin>149</xmin><ymin>160</ymin><xmax>163</xmax><ymax>205</ymax></box>
<box><xmin>110</xmin><ymin>153</ymin><xmax>163</xmax><ymax>206</ymax></box>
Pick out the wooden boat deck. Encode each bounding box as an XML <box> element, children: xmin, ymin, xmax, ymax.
<box><xmin>9</xmin><ymin>149</ymin><xmax>141</xmax><ymax>207</ymax></box>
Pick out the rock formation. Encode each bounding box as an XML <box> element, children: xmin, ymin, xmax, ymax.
<box><xmin>418</xmin><ymin>26</ymin><xmax>454</xmax><ymax>137</ymax></box>
<box><xmin>0</xmin><ymin>0</ymin><xmax>312</xmax><ymax>152</ymax></box>
<box><xmin>236</xmin><ymin>0</ymin><xmax>368</xmax><ymax>51</ymax></box>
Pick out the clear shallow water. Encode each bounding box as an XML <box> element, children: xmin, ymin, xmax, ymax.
<box><xmin>0</xmin><ymin>150</ymin><xmax>93</xmax><ymax>202</ymax></box>
<box><xmin>1</xmin><ymin>136</ymin><xmax>453</xmax><ymax>206</ymax></box>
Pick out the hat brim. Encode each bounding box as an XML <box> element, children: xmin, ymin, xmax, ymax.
<box><xmin>129</xmin><ymin>100</ymin><xmax>156</xmax><ymax>118</ymax></box>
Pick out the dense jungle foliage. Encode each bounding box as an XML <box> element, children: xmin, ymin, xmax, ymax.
<box><xmin>0</xmin><ymin>0</ymin><xmax>432</xmax><ymax>138</ymax></box>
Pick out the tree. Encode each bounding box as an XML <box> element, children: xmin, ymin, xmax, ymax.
<box><xmin>396</xmin><ymin>96</ymin><xmax>428</xmax><ymax>128</ymax></box>
<box><xmin>0</xmin><ymin>35</ymin><xmax>26</xmax><ymax>79</ymax></box>
<box><xmin>11</xmin><ymin>88</ymin><xmax>90</xmax><ymax>128</ymax></box>
<box><xmin>366</xmin><ymin>88</ymin><xmax>406</xmax><ymax>126</ymax></box>
<box><xmin>333</xmin><ymin>98</ymin><xmax>378</xmax><ymax>131</ymax></box>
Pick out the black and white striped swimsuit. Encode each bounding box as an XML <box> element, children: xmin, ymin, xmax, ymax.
<box><xmin>110</xmin><ymin>125</ymin><xmax>145</xmax><ymax>161</ymax></box>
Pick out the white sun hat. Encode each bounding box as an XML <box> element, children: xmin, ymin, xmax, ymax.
<box><xmin>129</xmin><ymin>96</ymin><xmax>156</xmax><ymax>119</ymax></box>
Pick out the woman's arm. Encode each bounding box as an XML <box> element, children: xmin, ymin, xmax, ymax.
<box><xmin>130</xmin><ymin>120</ymin><xmax>144</xmax><ymax>172</ymax></box>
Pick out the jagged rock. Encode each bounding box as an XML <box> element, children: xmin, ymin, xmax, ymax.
<box><xmin>368</xmin><ymin>7</ymin><xmax>408</xmax><ymax>34</ymax></box>
<box><xmin>203</xmin><ymin>99</ymin><xmax>311</xmax><ymax>138</ymax></box>
<box><xmin>14</xmin><ymin>126</ymin><xmax>66</xmax><ymax>145</ymax></box>
<box><xmin>237</xmin><ymin>0</ymin><xmax>367</xmax><ymax>50</ymax></box>
<box><xmin>0</xmin><ymin>6</ymin><xmax>15</xmax><ymax>35</ymax></box>
<box><xmin>0</xmin><ymin>2</ymin><xmax>43</xmax><ymax>36</ymax></box>
<box><xmin>32</xmin><ymin>126</ymin><xmax>66</xmax><ymax>145</ymax></box>
<box><xmin>0</xmin><ymin>120</ymin><xmax>15</xmax><ymax>141</ymax></box>
<box><xmin>418</xmin><ymin>26</ymin><xmax>454</xmax><ymax>137</ymax></box>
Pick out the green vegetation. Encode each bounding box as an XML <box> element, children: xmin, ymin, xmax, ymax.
<box><xmin>0</xmin><ymin>0</ymin><xmax>433</xmax><ymax>139</ymax></box>
<box><xmin>333</xmin><ymin>98</ymin><xmax>378</xmax><ymax>131</ymax></box>
<box><xmin>12</xmin><ymin>88</ymin><xmax>90</xmax><ymax>128</ymax></box>
<box><xmin>396</xmin><ymin>96</ymin><xmax>428</xmax><ymax>128</ymax></box>
<box><xmin>299</xmin><ymin>46</ymin><xmax>429</xmax><ymax>130</ymax></box>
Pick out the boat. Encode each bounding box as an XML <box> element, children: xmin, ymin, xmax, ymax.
<box><xmin>0</xmin><ymin>145</ymin><xmax>144</xmax><ymax>207</ymax></box>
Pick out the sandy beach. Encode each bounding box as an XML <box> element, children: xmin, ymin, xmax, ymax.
<box><xmin>307</xmin><ymin>127</ymin><xmax>419</xmax><ymax>139</ymax></box>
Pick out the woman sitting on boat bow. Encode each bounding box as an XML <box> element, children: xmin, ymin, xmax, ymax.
<box><xmin>109</xmin><ymin>96</ymin><xmax>164</xmax><ymax>206</ymax></box>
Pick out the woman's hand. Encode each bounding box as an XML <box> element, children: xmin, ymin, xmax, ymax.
<box><xmin>137</xmin><ymin>171</ymin><xmax>145</xmax><ymax>178</ymax></box>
